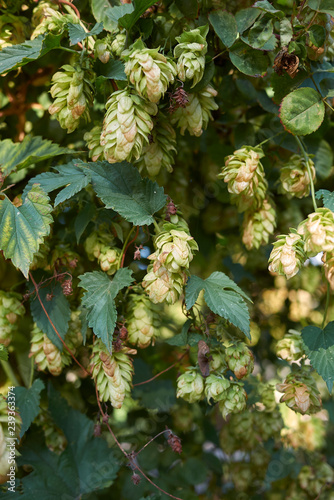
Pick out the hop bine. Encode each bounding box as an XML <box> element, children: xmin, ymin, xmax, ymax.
<box><xmin>279</xmin><ymin>154</ymin><xmax>316</xmax><ymax>198</ymax></box>
<box><xmin>268</xmin><ymin>229</ymin><xmax>305</xmax><ymax>279</ymax></box>
<box><xmin>173</xmin><ymin>26</ymin><xmax>208</xmax><ymax>87</ymax></box>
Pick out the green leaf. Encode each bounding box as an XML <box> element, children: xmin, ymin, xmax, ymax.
<box><xmin>0</xmin><ymin>135</ymin><xmax>71</xmax><ymax>176</ymax></box>
<box><xmin>253</xmin><ymin>0</ymin><xmax>284</xmax><ymax>18</ymax></box>
<box><xmin>68</xmin><ymin>22</ymin><xmax>103</xmax><ymax>46</ymax></box>
<box><xmin>84</xmin><ymin>161</ymin><xmax>167</xmax><ymax>226</ymax></box>
<box><xmin>78</xmin><ymin>269</ymin><xmax>134</xmax><ymax>350</ymax></box>
<box><xmin>95</xmin><ymin>59</ymin><xmax>127</xmax><ymax>81</ymax></box>
<box><xmin>280</xmin><ymin>18</ymin><xmax>293</xmax><ymax>46</ymax></box>
<box><xmin>309</xmin><ymin>24</ymin><xmax>326</xmax><ymax>48</ymax></box>
<box><xmin>0</xmin><ymin>185</ymin><xmax>52</xmax><ymax>278</ymax></box>
<box><xmin>176</xmin><ymin>0</ymin><xmax>199</xmax><ymax>19</ymax></box>
<box><xmin>271</xmin><ymin>69</ymin><xmax>308</xmax><ymax>104</ymax></box>
<box><xmin>91</xmin><ymin>0</ymin><xmax>118</xmax><ymax>32</ymax></box>
<box><xmin>29</xmin><ymin>280</ymin><xmax>71</xmax><ymax>351</ymax></box>
<box><xmin>107</xmin><ymin>3</ymin><xmax>134</xmax><ymax>23</ymax></box>
<box><xmin>118</xmin><ymin>0</ymin><xmax>156</xmax><ymax>30</ymax></box>
<box><xmin>209</xmin><ymin>11</ymin><xmax>238</xmax><ymax>48</ymax></box>
<box><xmin>302</xmin><ymin>322</ymin><xmax>334</xmax><ymax>392</ymax></box>
<box><xmin>247</xmin><ymin>16</ymin><xmax>274</xmax><ymax>49</ymax></box>
<box><xmin>235</xmin><ymin>8</ymin><xmax>261</xmax><ymax>34</ymax></box>
<box><xmin>306</xmin><ymin>0</ymin><xmax>334</xmax><ymax>16</ymax></box>
<box><xmin>14</xmin><ymin>380</ymin><xmax>44</xmax><ymax>438</ymax></box>
<box><xmin>279</xmin><ymin>87</ymin><xmax>325</xmax><ymax>135</ymax></box>
<box><xmin>229</xmin><ymin>40</ymin><xmax>269</xmax><ymax>77</ymax></box>
<box><xmin>165</xmin><ymin>319</ymin><xmax>192</xmax><ymax>346</ymax></box>
<box><xmin>185</xmin><ymin>271</ymin><xmax>251</xmax><ymax>338</ymax></box>
<box><xmin>307</xmin><ymin>138</ymin><xmax>333</xmax><ymax>179</ymax></box>
<box><xmin>23</xmin><ymin>161</ymin><xmax>91</xmax><ymax>206</ymax></box>
<box><xmin>0</xmin><ymin>344</ymin><xmax>8</xmax><ymax>361</ymax></box>
<box><xmin>74</xmin><ymin>202</ymin><xmax>96</xmax><ymax>244</ymax></box>
<box><xmin>315</xmin><ymin>189</ymin><xmax>334</xmax><ymax>210</ymax></box>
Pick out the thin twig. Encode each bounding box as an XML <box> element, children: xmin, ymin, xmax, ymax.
<box><xmin>134</xmin><ymin>348</ymin><xmax>190</xmax><ymax>386</ymax></box>
<box><xmin>132</xmin><ymin>465</ymin><xmax>183</xmax><ymax>500</ymax></box>
<box><xmin>58</xmin><ymin>0</ymin><xmax>80</xmax><ymax>18</ymax></box>
<box><xmin>134</xmin><ymin>429</ymin><xmax>169</xmax><ymax>457</ymax></box>
<box><xmin>120</xmin><ymin>226</ymin><xmax>139</xmax><ymax>268</ymax></box>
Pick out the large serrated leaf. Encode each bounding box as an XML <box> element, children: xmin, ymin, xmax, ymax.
<box><xmin>315</xmin><ymin>189</ymin><xmax>334</xmax><ymax>210</ymax></box>
<box><xmin>229</xmin><ymin>40</ymin><xmax>269</xmax><ymax>77</ymax></box>
<box><xmin>29</xmin><ymin>280</ymin><xmax>71</xmax><ymax>350</ymax></box>
<box><xmin>84</xmin><ymin>161</ymin><xmax>167</xmax><ymax>226</ymax></box>
<box><xmin>0</xmin><ymin>135</ymin><xmax>71</xmax><ymax>176</ymax></box>
<box><xmin>91</xmin><ymin>0</ymin><xmax>118</xmax><ymax>32</ymax></box>
<box><xmin>306</xmin><ymin>0</ymin><xmax>334</xmax><ymax>16</ymax></box>
<box><xmin>185</xmin><ymin>272</ymin><xmax>251</xmax><ymax>338</ymax></box>
<box><xmin>209</xmin><ymin>11</ymin><xmax>238</xmax><ymax>48</ymax></box>
<box><xmin>14</xmin><ymin>380</ymin><xmax>44</xmax><ymax>438</ymax></box>
<box><xmin>279</xmin><ymin>87</ymin><xmax>325</xmax><ymax>136</ymax></box>
<box><xmin>0</xmin><ymin>185</ymin><xmax>52</xmax><ymax>278</ymax></box>
<box><xmin>302</xmin><ymin>322</ymin><xmax>334</xmax><ymax>392</ymax></box>
<box><xmin>78</xmin><ymin>269</ymin><xmax>134</xmax><ymax>350</ymax></box>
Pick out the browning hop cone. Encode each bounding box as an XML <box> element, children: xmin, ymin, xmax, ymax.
<box><xmin>276</xmin><ymin>330</ymin><xmax>305</xmax><ymax>361</ymax></box>
<box><xmin>268</xmin><ymin>229</ymin><xmax>306</xmax><ymax>279</ymax></box>
<box><xmin>277</xmin><ymin>369</ymin><xmax>322</xmax><ymax>415</ymax></box>
<box><xmin>225</xmin><ymin>342</ymin><xmax>254</xmax><ymax>379</ymax></box>
<box><xmin>298</xmin><ymin>208</ymin><xmax>334</xmax><ymax>256</ymax></box>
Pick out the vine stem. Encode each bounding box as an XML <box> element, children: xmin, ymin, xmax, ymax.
<box><xmin>119</xmin><ymin>226</ymin><xmax>139</xmax><ymax>269</ymax></box>
<box><xmin>294</xmin><ymin>136</ymin><xmax>317</xmax><ymax>212</ymax></box>
<box><xmin>153</xmin><ymin>218</ymin><xmax>160</xmax><ymax>233</ymax></box>
<box><xmin>322</xmin><ymin>281</ymin><xmax>331</xmax><ymax>329</ymax></box>
<box><xmin>256</xmin><ymin>130</ymin><xmax>285</xmax><ymax>148</ymax></box>
<box><xmin>1</xmin><ymin>361</ymin><xmax>20</xmax><ymax>386</ymax></box>
<box><xmin>134</xmin><ymin>429</ymin><xmax>169</xmax><ymax>457</ymax></box>
<box><xmin>133</xmin><ymin>348</ymin><xmax>190</xmax><ymax>387</ymax></box>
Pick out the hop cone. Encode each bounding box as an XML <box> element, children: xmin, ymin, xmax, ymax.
<box><xmin>276</xmin><ymin>330</ymin><xmax>305</xmax><ymax>361</ymax></box>
<box><xmin>220</xmin><ymin>411</ymin><xmax>256</xmax><ymax>454</ymax></box>
<box><xmin>225</xmin><ymin>342</ymin><xmax>254</xmax><ymax>379</ymax></box>
<box><xmin>298</xmin><ymin>208</ymin><xmax>334</xmax><ymax>256</ymax></box>
<box><xmin>94</xmin><ymin>37</ymin><xmax>111</xmax><ymax>64</ymax></box>
<box><xmin>49</xmin><ymin>64</ymin><xmax>94</xmax><ymax>133</ymax></box>
<box><xmin>35</xmin><ymin>412</ymin><xmax>67</xmax><ymax>454</ymax></box>
<box><xmin>111</xmin><ymin>33</ymin><xmax>126</xmax><ymax>56</ymax></box>
<box><xmin>277</xmin><ymin>369</ymin><xmax>322</xmax><ymax>415</ymax></box>
<box><xmin>31</xmin><ymin>2</ymin><xmax>77</xmax><ymax>39</ymax></box>
<box><xmin>84</xmin><ymin>125</ymin><xmax>104</xmax><ymax>162</ymax></box>
<box><xmin>219</xmin><ymin>146</ymin><xmax>268</xmax><ymax>212</ymax></box>
<box><xmin>124</xmin><ymin>42</ymin><xmax>177</xmax><ymax>103</ymax></box>
<box><xmin>242</xmin><ymin>199</ymin><xmax>276</xmax><ymax>250</ymax></box>
<box><xmin>298</xmin><ymin>461</ymin><xmax>334</xmax><ymax>497</ymax></box>
<box><xmin>171</xmin><ymin>85</ymin><xmax>218</xmax><ymax>137</ymax></box>
<box><xmin>279</xmin><ymin>154</ymin><xmax>316</xmax><ymax>198</ymax></box>
<box><xmin>100</xmin><ymin>88</ymin><xmax>157</xmax><ymax>163</ymax></box>
<box><xmin>258</xmin><ymin>383</ymin><xmax>277</xmax><ymax>412</ymax></box>
<box><xmin>209</xmin><ymin>347</ymin><xmax>228</xmax><ymax>374</ymax></box>
<box><xmin>205</xmin><ymin>374</ymin><xmax>230</xmax><ymax>403</ymax></box>
<box><xmin>142</xmin><ymin>263</ymin><xmax>187</xmax><ymax>304</ymax></box>
<box><xmin>0</xmin><ymin>291</ymin><xmax>25</xmax><ymax>347</ymax></box>
<box><xmin>0</xmin><ymin>13</ymin><xmax>28</xmax><ymax>49</ymax></box>
<box><xmin>268</xmin><ymin>229</ymin><xmax>305</xmax><ymax>279</ymax></box>
<box><xmin>322</xmin><ymin>251</ymin><xmax>334</xmax><ymax>290</ymax></box>
<box><xmin>218</xmin><ymin>381</ymin><xmax>247</xmax><ymax>419</ymax></box>
<box><xmin>84</xmin><ymin>231</ymin><xmax>120</xmax><ymax>275</ymax></box>
<box><xmin>92</xmin><ymin>339</ymin><xmax>134</xmax><ymax>409</ymax></box>
<box><xmin>126</xmin><ymin>293</ymin><xmax>159</xmax><ymax>348</ymax></box>
<box><xmin>136</xmin><ymin>111</ymin><xmax>177</xmax><ymax>176</ymax></box>
<box><xmin>0</xmin><ymin>395</ymin><xmax>21</xmax><ymax>479</ymax></box>
<box><xmin>176</xmin><ymin>367</ymin><xmax>205</xmax><ymax>403</ymax></box>
<box><xmin>174</xmin><ymin>26</ymin><xmax>208</xmax><ymax>87</ymax></box>
<box><xmin>256</xmin><ymin>408</ymin><xmax>284</xmax><ymax>441</ymax></box>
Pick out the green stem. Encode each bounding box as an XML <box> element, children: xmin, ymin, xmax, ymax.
<box><xmin>1</xmin><ymin>360</ymin><xmax>20</xmax><ymax>387</ymax></box>
<box><xmin>256</xmin><ymin>130</ymin><xmax>285</xmax><ymax>148</ymax></box>
<box><xmin>58</xmin><ymin>46</ymin><xmax>78</xmax><ymax>54</ymax></box>
<box><xmin>152</xmin><ymin>219</ymin><xmax>160</xmax><ymax>234</ymax></box>
<box><xmin>322</xmin><ymin>281</ymin><xmax>331</xmax><ymax>329</ymax></box>
<box><xmin>212</xmin><ymin>50</ymin><xmax>227</xmax><ymax>61</ymax></box>
<box><xmin>295</xmin><ymin>135</ymin><xmax>317</xmax><ymax>212</ymax></box>
<box><xmin>28</xmin><ymin>356</ymin><xmax>34</xmax><ymax>389</ymax></box>
<box><xmin>117</xmin><ymin>227</ymin><xmax>135</xmax><ymax>270</ymax></box>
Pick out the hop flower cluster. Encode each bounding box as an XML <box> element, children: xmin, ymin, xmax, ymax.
<box><xmin>277</xmin><ymin>368</ymin><xmax>322</xmax><ymax>415</ymax></box>
<box><xmin>171</xmin><ymin>85</ymin><xmax>218</xmax><ymax>137</ymax></box>
<box><xmin>92</xmin><ymin>339</ymin><xmax>135</xmax><ymax>409</ymax></box>
<box><xmin>0</xmin><ymin>291</ymin><xmax>25</xmax><ymax>347</ymax></box>
<box><xmin>279</xmin><ymin>154</ymin><xmax>316</xmax><ymax>198</ymax></box>
<box><xmin>126</xmin><ymin>293</ymin><xmax>160</xmax><ymax>348</ymax></box>
<box><xmin>84</xmin><ymin>231</ymin><xmax>120</xmax><ymax>275</ymax></box>
<box><xmin>174</xmin><ymin>26</ymin><xmax>208</xmax><ymax>87</ymax></box>
<box><xmin>142</xmin><ymin>216</ymin><xmax>198</xmax><ymax>304</ymax></box>
<box><xmin>49</xmin><ymin>64</ymin><xmax>94</xmax><ymax>133</ymax></box>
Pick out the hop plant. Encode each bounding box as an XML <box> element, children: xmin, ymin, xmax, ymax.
<box><xmin>0</xmin><ymin>13</ymin><xmax>29</xmax><ymax>49</ymax></box>
<box><xmin>142</xmin><ymin>263</ymin><xmax>187</xmax><ymax>304</ymax></box>
<box><xmin>0</xmin><ymin>395</ymin><xmax>21</xmax><ymax>481</ymax></box>
<box><xmin>219</xmin><ymin>146</ymin><xmax>268</xmax><ymax>212</ymax></box>
<box><xmin>256</xmin><ymin>407</ymin><xmax>284</xmax><ymax>442</ymax></box>
<box><xmin>92</xmin><ymin>339</ymin><xmax>135</xmax><ymax>409</ymax></box>
<box><xmin>225</xmin><ymin>342</ymin><xmax>254</xmax><ymax>379</ymax></box>
<box><xmin>205</xmin><ymin>374</ymin><xmax>230</xmax><ymax>403</ymax></box>
<box><xmin>297</xmin><ymin>460</ymin><xmax>334</xmax><ymax>497</ymax></box>
<box><xmin>174</xmin><ymin>26</ymin><xmax>208</xmax><ymax>87</ymax></box>
<box><xmin>126</xmin><ymin>293</ymin><xmax>160</xmax><ymax>348</ymax></box>
<box><xmin>111</xmin><ymin>32</ymin><xmax>126</xmax><ymax>56</ymax></box>
<box><xmin>0</xmin><ymin>291</ymin><xmax>25</xmax><ymax>347</ymax></box>
<box><xmin>176</xmin><ymin>368</ymin><xmax>205</xmax><ymax>403</ymax></box>
<box><xmin>136</xmin><ymin>111</ymin><xmax>177</xmax><ymax>176</ymax></box>
<box><xmin>123</xmin><ymin>41</ymin><xmax>177</xmax><ymax>103</ymax></box>
<box><xmin>84</xmin><ymin>125</ymin><xmax>104</xmax><ymax>162</ymax></box>
<box><xmin>218</xmin><ymin>381</ymin><xmax>247</xmax><ymax>419</ymax></box>
<box><xmin>84</xmin><ymin>231</ymin><xmax>121</xmax><ymax>275</ymax></box>
<box><xmin>49</xmin><ymin>63</ymin><xmax>95</xmax><ymax>133</ymax></box>
<box><xmin>220</xmin><ymin>411</ymin><xmax>257</xmax><ymax>454</ymax></box>
<box><xmin>94</xmin><ymin>37</ymin><xmax>112</xmax><ymax>63</ymax></box>
<box><xmin>268</xmin><ymin>229</ymin><xmax>306</xmax><ymax>279</ymax></box>
<box><xmin>209</xmin><ymin>347</ymin><xmax>228</xmax><ymax>374</ymax></box>
<box><xmin>276</xmin><ymin>330</ymin><xmax>305</xmax><ymax>361</ymax></box>
<box><xmin>171</xmin><ymin>85</ymin><xmax>218</xmax><ymax>137</ymax></box>
<box><xmin>277</xmin><ymin>369</ymin><xmax>322</xmax><ymax>415</ymax></box>
<box><xmin>31</xmin><ymin>1</ymin><xmax>77</xmax><ymax>39</ymax></box>
<box><xmin>258</xmin><ymin>383</ymin><xmax>277</xmax><ymax>412</ymax></box>
<box><xmin>100</xmin><ymin>88</ymin><xmax>157</xmax><ymax>163</ymax></box>
<box><xmin>242</xmin><ymin>199</ymin><xmax>277</xmax><ymax>250</ymax></box>
<box><xmin>298</xmin><ymin>208</ymin><xmax>334</xmax><ymax>256</ymax></box>
<box><xmin>279</xmin><ymin>154</ymin><xmax>316</xmax><ymax>198</ymax></box>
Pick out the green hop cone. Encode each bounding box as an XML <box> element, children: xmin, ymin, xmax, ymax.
<box><xmin>276</xmin><ymin>330</ymin><xmax>305</xmax><ymax>361</ymax></box>
<box><xmin>322</xmin><ymin>251</ymin><xmax>334</xmax><ymax>290</ymax></box>
<box><xmin>256</xmin><ymin>407</ymin><xmax>284</xmax><ymax>441</ymax></box>
<box><xmin>268</xmin><ymin>229</ymin><xmax>306</xmax><ymax>279</ymax></box>
<box><xmin>31</xmin><ymin>1</ymin><xmax>77</xmax><ymax>39</ymax></box>
<box><xmin>98</xmin><ymin>247</ymin><xmax>121</xmax><ymax>275</ymax></box>
<box><xmin>218</xmin><ymin>146</ymin><xmax>268</xmax><ymax>212</ymax></box>
<box><xmin>100</xmin><ymin>88</ymin><xmax>157</xmax><ymax>163</ymax></box>
<box><xmin>174</xmin><ymin>26</ymin><xmax>208</xmax><ymax>87</ymax></box>
<box><xmin>220</xmin><ymin>411</ymin><xmax>256</xmax><ymax>454</ymax></box>
<box><xmin>111</xmin><ymin>32</ymin><xmax>126</xmax><ymax>57</ymax></box>
<box><xmin>126</xmin><ymin>293</ymin><xmax>160</xmax><ymax>348</ymax></box>
<box><xmin>123</xmin><ymin>41</ymin><xmax>177</xmax><ymax>103</ymax></box>
<box><xmin>92</xmin><ymin>339</ymin><xmax>135</xmax><ymax>409</ymax></box>
<box><xmin>84</xmin><ymin>230</ymin><xmax>120</xmax><ymax>274</ymax></box>
<box><xmin>242</xmin><ymin>198</ymin><xmax>276</xmax><ymax>250</ymax></box>
<box><xmin>277</xmin><ymin>369</ymin><xmax>322</xmax><ymax>415</ymax></box>
<box><xmin>205</xmin><ymin>374</ymin><xmax>230</xmax><ymax>403</ymax></box>
<box><xmin>0</xmin><ymin>291</ymin><xmax>25</xmax><ymax>347</ymax></box>
<box><xmin>84</xmin><ymin>125</ymin><xmax>104</xmax><ymax>162</ymax></box>
<box><xmin>176</xmin><ymin>367</ymin><xmax>205</xmax><ymax>403</ymax></box>
<box><xmin>225</xmin><ymin>342</ymin><xmax>254</xmax><ymax>379</ymax></box>
<box><xmin>296</xmin><ymin>456</ymin><xmax>334</xmax><ymax>498</ymax></box>
<box><xmin>49</xmin><ymin>63</ymin><xmax>95</xmax><ymax>133</ymax></box>
<box><xmin>209</xmin><ymin>347</ymin><xmax>228</xmax><ymax>374</ymax></box>
<box><xmin>0</xmin><ymin>395</ymin><xmax>21</xmax><ymax>480</ymax></box>
<box><xmin>94</xmin><ymin>37</ymin><xmax>111</xmax><ymax>64</ymax></box>
<box><xmin>298</xmin><ymin>208</ymin><xmax>334</xmax><ymax>256</ymax></box>
<box><xmin>171</xmin><ymin>85</ymin><xmax>218</xmax><ymax>137</ymax></box>
<box><xmin>258</xmin><ymin>383</ymin><xmax>277</xmax><ymax>412</ymax></box>
<box><xmin>136</xmin><ymin>111</ymin><xmax>177</xmax><ymax>176</ymax></box>
<box><xmin>34</xmin><ymin>412</ymin><xmax>67</xmax><ymax>454</ymax></box>
<box><xmin>142</xmin><ymin>262</ymin><xmax>187</xmax><ymax>304</ymax></box>
<box><xmin>279</xmin><ymin>154</ymin><xmax>316</xmax><ymax>198</ymax></box>
<box><xmin>218</xmin><ymin>381</ymin><xmax>247</xmax><ymax>419</ymax></box>
<box><xmin>0</xmin><ymin>13</ymin><xmax>29</xmax><ymax>49</ymax></box>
